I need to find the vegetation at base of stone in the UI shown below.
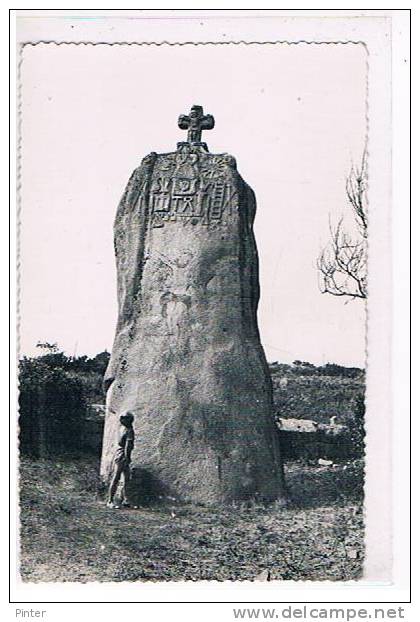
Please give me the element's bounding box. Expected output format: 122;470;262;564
18;349;365;581
18;346;365;460
19;456;364;583
19;358;85;457
18;344;110;457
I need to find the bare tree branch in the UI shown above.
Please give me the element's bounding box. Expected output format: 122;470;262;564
318;152;367;300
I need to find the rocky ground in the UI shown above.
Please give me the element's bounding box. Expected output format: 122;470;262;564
19;457;364;583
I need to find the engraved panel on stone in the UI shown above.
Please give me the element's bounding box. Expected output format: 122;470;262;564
172;178;198;196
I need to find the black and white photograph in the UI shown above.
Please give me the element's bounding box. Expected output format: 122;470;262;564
10;9;410;606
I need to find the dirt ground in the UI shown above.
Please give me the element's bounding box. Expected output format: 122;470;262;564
19;457;364;582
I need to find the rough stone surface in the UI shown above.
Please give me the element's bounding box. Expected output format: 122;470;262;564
100;142;287;505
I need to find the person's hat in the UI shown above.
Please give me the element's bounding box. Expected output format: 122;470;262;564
119;411;134;424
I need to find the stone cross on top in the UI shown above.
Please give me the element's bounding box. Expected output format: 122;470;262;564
178;105;215;145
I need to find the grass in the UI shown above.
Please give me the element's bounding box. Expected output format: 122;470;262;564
19;456;364;583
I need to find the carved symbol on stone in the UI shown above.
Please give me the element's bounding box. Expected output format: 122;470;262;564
170;196;181;214
210;182;225;220
179;196;194;216
149;170;234;227
173;178;198;196
151;177;173;223
156;154;176;172
152;212;165;228
201;156;228;180
223;184;237;217
151;193;171;213
152;251;193;336
152;177;172;194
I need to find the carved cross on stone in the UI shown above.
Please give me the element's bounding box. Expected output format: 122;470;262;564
178;105;215;144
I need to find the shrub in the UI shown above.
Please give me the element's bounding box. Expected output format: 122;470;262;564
18;357;87;457
347;394;366;458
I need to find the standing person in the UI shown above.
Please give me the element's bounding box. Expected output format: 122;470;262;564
107;411;135;509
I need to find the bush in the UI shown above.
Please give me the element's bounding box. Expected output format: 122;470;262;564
18;356;88;457
347;394;366;458
18;346;111;458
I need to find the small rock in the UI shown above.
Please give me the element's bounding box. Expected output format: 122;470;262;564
255;569;271;581
346;549;359;559
318;458;333;466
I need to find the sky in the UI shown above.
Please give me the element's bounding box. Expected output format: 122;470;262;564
20;42;367;367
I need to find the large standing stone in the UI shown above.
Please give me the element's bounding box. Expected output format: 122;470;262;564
100;106;287;505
